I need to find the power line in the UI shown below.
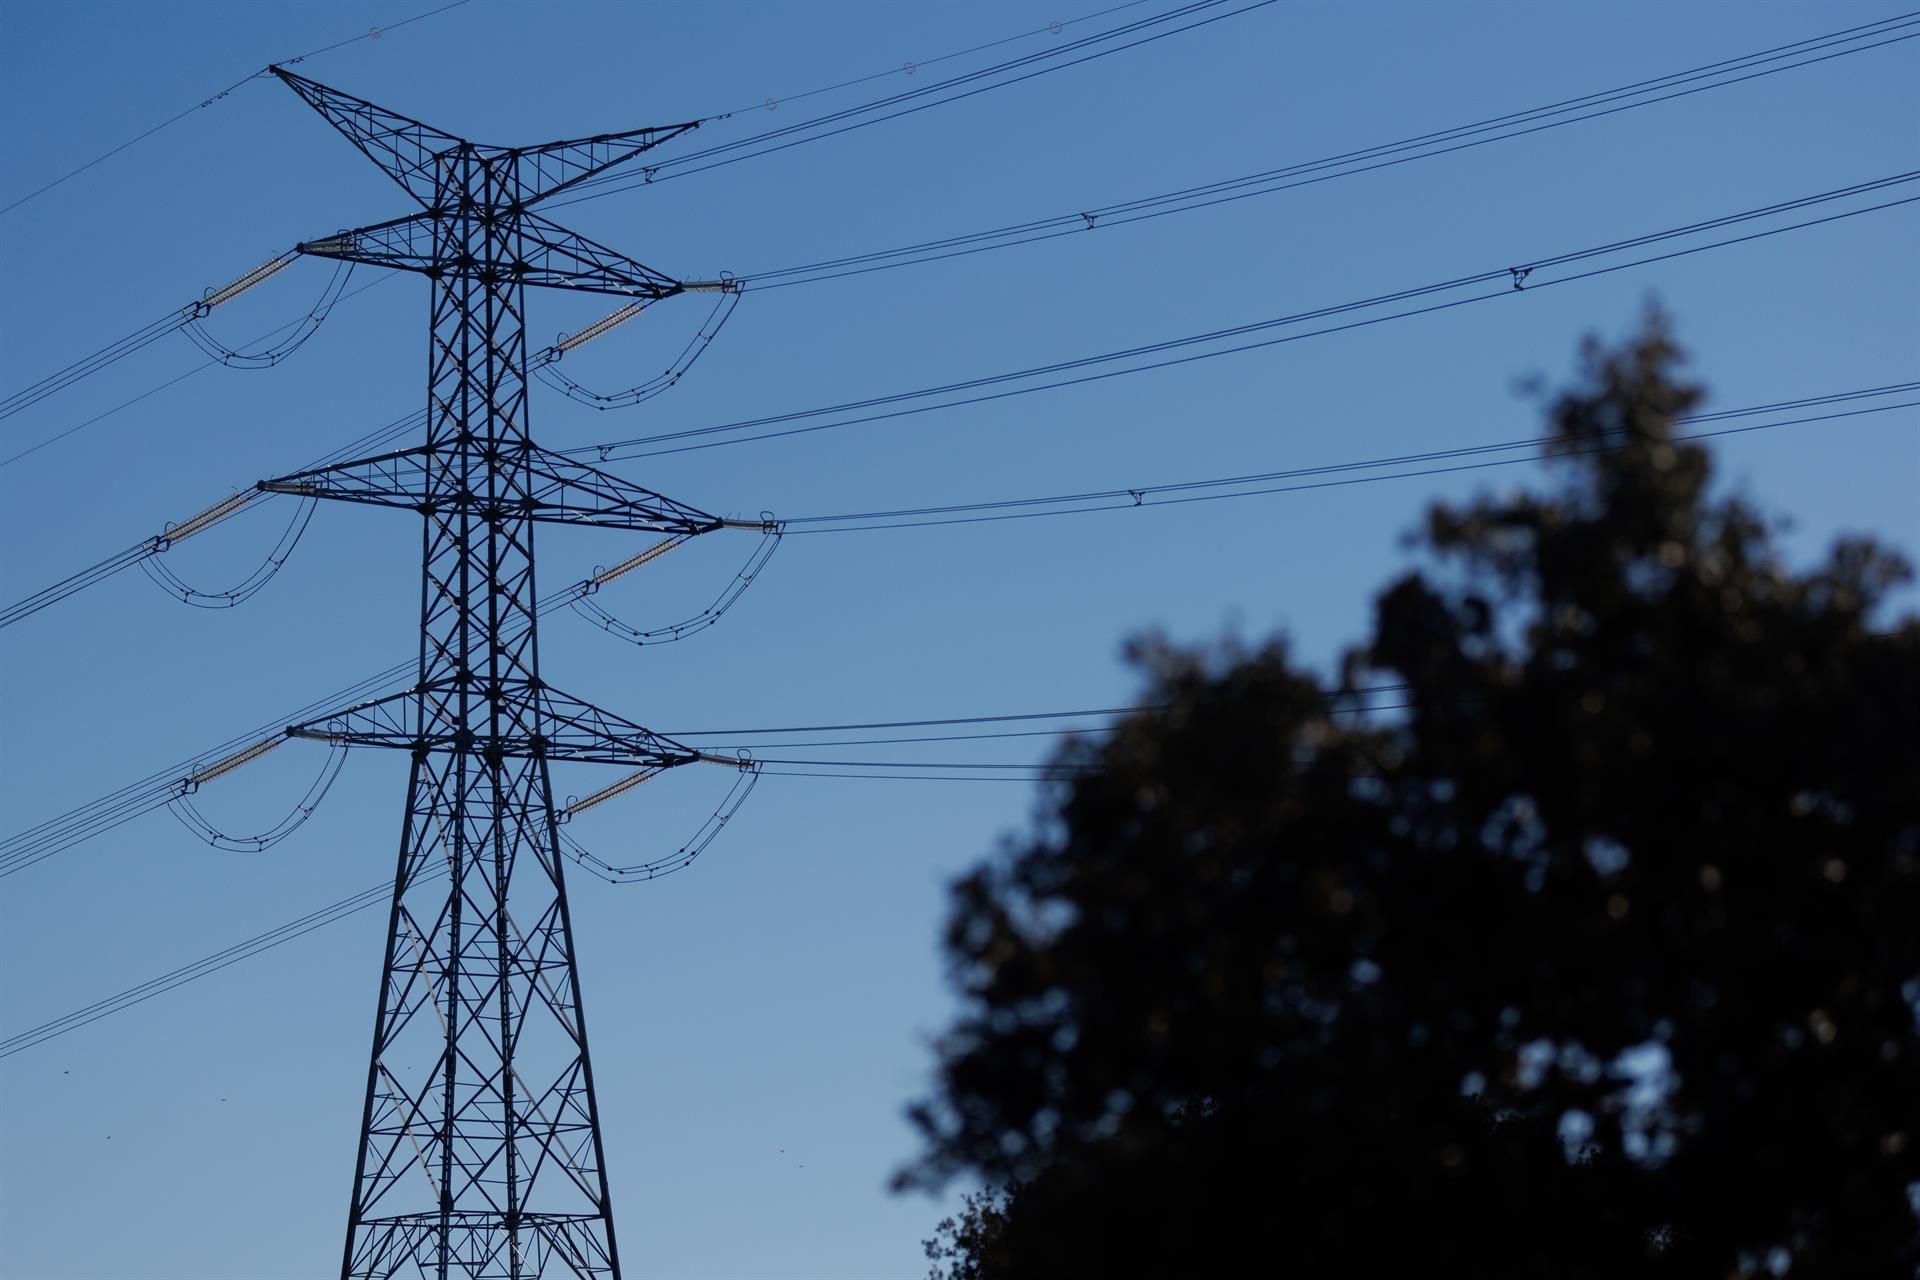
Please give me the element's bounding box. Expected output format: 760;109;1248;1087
753;756;1117;769
0;0;478;219
776;392;1920;535
0;878;414;1061
568;175;1920;462
2;675;1396;881
7;12;1896;506
661;689;1406;738
758;769;1094;783
708;725;1132;750
0;0;1183;429
0;269;391;469
3;378;1904;678
548;0;1278;204
0;291;706;629
699;0;1158;121
0;661;416;880
0;750;1087;1060
729;14;1920;291
13;14;1906;478
0;509;780;876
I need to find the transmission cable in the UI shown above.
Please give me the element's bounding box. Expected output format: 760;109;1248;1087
0;0;477;219
559;764;764;885
0;0;1236;420
571;523;783;648
547;0;1277;204
1;270;393;470
0;874;426;1060
165;740;352;853
22;9;1906;481
0;662;413;880
775;390;1920;534
725;14;1920;291
702;1;1157;120
0;749;1098;1058
0;286;655;628
0;521;780;876
2;376;1904;877
535;289;743;410
10;15;1902;577
137;497;320;609
570;173;1920;461
0;672;1558;1050
1;752;764;1056
179;260;357;368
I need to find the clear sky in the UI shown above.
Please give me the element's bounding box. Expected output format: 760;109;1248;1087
1;2;1915;1276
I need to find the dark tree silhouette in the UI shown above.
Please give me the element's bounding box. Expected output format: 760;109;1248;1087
906;317;1920;1279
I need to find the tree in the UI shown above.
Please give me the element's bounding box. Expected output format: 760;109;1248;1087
903;316;1920;1278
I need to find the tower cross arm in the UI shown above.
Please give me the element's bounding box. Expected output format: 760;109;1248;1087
285;684;703;769
260;444;724;535
514;213;684;297
295;212;441;274
295;211;687;299
271;67;464;208
512;120;701;207
274;69;704;213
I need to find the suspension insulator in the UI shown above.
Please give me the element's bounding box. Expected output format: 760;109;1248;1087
164;491;259;544
556;302;645;353
590;534;691;588
200;251;297;311
187;735;286;788
566;766;660;817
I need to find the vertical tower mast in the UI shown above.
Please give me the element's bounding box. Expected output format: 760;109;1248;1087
262;69;734;1278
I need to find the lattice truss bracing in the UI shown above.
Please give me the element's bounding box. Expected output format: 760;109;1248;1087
266;67;730;1279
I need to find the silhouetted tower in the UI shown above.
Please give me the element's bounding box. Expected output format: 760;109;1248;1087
262;69;742;1277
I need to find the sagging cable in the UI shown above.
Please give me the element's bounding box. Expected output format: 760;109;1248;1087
140;495;317;609
0;489;277;631
167;738;349;853
538;287;740;411
0;248;305;424
183;258;354;369
559;760;761;885
570;518;782;647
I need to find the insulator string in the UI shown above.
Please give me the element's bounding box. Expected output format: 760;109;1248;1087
559;765;761;884
164;741;350;854
535;289;740;409
137;497;317;609
179;260;355;368
570;524;783;647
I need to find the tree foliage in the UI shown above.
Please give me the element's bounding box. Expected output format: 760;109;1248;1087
906;318;1920;1278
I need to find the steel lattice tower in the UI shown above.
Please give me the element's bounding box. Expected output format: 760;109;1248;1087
260;69;740;1277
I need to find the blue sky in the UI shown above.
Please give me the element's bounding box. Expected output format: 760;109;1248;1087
1;2;1915;1276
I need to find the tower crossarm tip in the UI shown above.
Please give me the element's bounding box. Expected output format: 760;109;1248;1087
273;68;705;219
261;445;721;533
270;68;464;209
296;212;435;273
522;445;722;533
516;213;683;297
287;683;702;770
512;120;702;208
296;210;685;299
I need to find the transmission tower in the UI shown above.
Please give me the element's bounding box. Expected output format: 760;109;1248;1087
260;69;748;1277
